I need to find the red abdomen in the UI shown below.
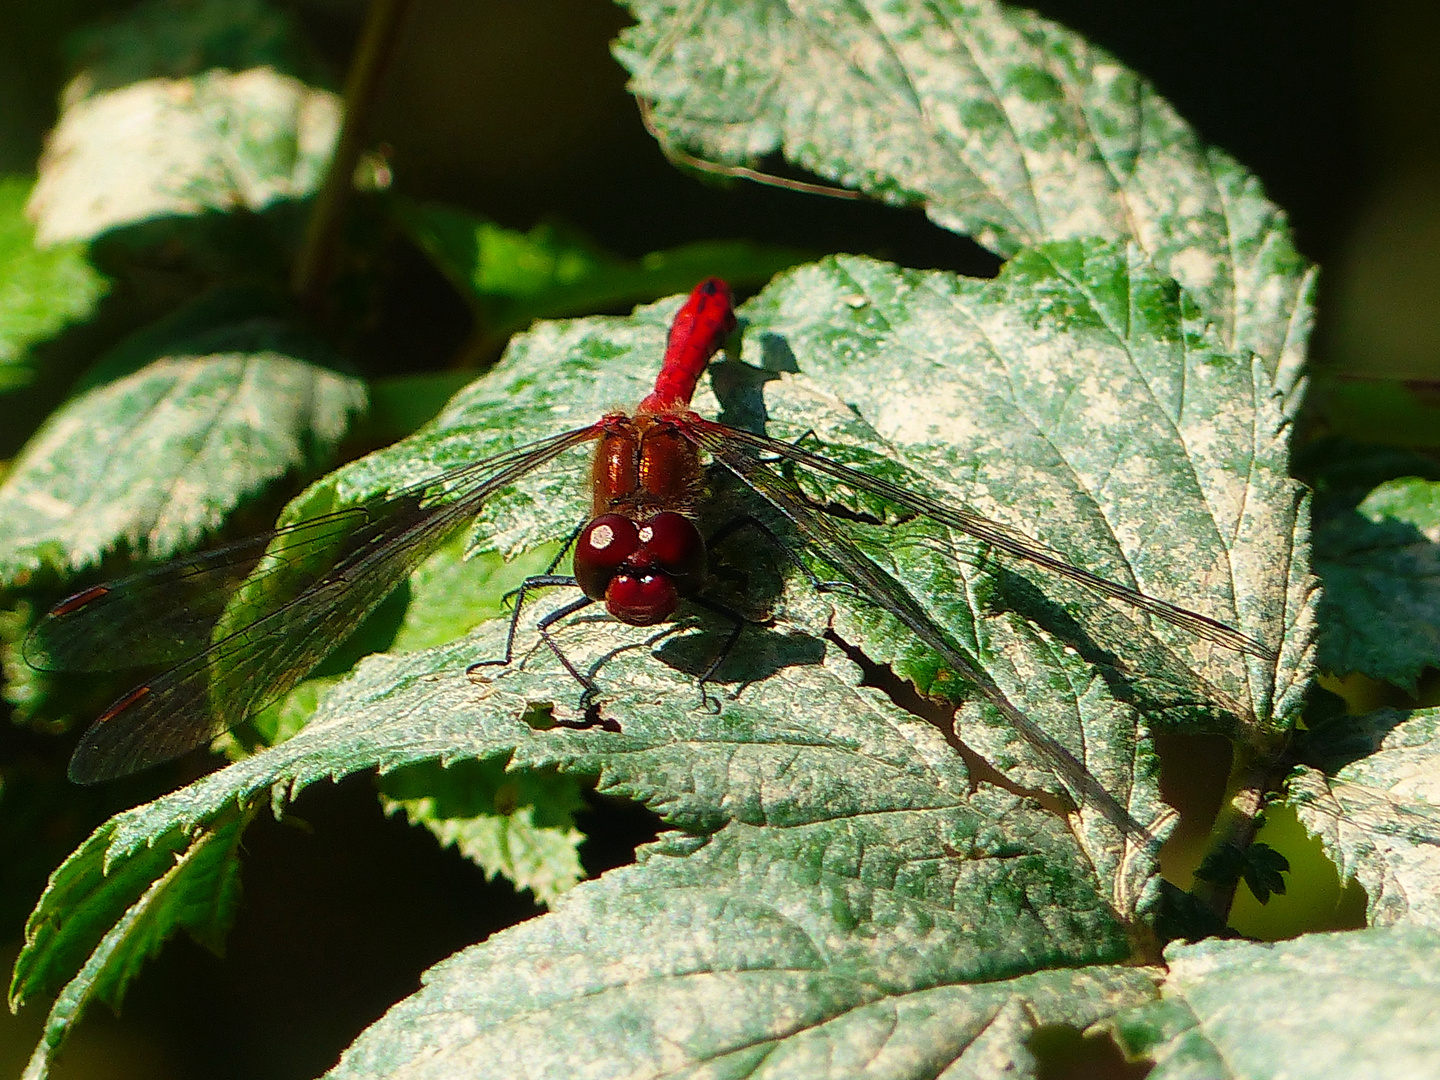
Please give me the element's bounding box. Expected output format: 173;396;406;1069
638;278;736;414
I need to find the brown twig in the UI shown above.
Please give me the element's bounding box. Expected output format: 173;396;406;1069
291;0;417;309
636;96;864;202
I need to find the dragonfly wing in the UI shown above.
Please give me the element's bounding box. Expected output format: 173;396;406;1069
685;423;1153;844
63;425;602;783
26;515;371;673
687;419;1274;662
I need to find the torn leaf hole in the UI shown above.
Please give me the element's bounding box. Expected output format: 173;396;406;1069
824;629;1074;817
1028;1023;1151;1079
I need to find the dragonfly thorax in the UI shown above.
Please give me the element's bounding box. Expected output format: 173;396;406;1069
581;413;709;624
591;414;703;517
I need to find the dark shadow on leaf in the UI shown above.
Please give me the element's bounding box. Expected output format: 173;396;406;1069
652;622;827;691
709;347;786;432
994;564;1251;735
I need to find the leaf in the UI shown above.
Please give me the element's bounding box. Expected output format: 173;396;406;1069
1241;843;1290;903
232;245;1306;911
11;254;1304;1069
615;0;1315;397
14;804;252;1080
328;824;1161;1079
1192;840;1288;904
1289;707;1440;930
12;619;1144;1069
28;67;340;246
0;319;367;583
730;251;1310;893
0;176;109;394
378;758;587;906
391;535;561;654
1314;476;1440;693
1106;926;1440;1078
397;199;812;344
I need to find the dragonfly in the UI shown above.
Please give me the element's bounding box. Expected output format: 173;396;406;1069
29;278;1274;836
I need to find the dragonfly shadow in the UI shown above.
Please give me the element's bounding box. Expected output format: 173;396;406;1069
993;566;1251;728
652;621;828;697
708;331;797;432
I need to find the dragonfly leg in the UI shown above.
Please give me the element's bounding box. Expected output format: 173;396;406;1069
467;573;580;674
469;580;612;726
543;517;589;575
493;521;587;612
688;594;748;713
534;594;604;710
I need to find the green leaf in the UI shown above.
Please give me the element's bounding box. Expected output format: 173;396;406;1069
1107;926;1440;1078
12;803;252;1080
28;67;339;246
1314;476;1440;692
263;245;1309;897
379;759;586;906
1192;840;1289;904
1241;843;1290;903
1290;707;1440;930
396;199;810;343
11;253;1305;1068
329;824;1160;1078
616;0;1315;396
12;621;1142;1066
0;319;367;583
0;176;109;394
390;534;560;654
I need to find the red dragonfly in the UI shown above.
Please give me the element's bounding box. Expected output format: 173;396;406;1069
30;279;1273;831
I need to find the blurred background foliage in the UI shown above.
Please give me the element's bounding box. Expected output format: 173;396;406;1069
0;0;1435;1077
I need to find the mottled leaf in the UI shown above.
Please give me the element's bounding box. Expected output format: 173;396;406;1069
616;0;1315;398
330;821;1160;1080
28;67;339;246
1315;476;1440;693
11;252;1304;1071
12;619;1145;1072
1108;926;1440;1078
379;758;587;906
0;326;366;583
1290;707;1440;930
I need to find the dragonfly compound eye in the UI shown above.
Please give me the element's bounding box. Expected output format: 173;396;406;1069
574;513;642;600
636;511;706;595
605;572;679;626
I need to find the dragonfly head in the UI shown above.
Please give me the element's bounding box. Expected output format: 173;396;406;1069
574;511;707;625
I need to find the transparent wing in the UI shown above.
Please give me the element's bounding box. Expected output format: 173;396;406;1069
35;425;602;783
683;418;1274;661
682;420;1153;841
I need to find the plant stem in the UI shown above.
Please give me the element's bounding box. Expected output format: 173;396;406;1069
291;0;417;309
1190;747;1275;921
